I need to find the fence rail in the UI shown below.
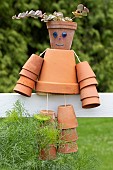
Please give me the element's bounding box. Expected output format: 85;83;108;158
0;93;113;117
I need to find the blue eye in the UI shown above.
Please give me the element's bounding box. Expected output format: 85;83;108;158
62;32;67;38
53;32;58;38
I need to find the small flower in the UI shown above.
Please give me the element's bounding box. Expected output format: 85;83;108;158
64;17;72;22
41;14;56;22
53;11;64;19
72;4;89;18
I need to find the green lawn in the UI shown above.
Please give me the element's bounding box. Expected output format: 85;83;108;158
77;118;113;170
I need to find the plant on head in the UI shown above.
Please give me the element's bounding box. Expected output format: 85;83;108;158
12;4;89;22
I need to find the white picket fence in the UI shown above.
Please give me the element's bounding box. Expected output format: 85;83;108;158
0;93;113;117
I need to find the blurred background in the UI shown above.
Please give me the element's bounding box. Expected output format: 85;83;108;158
0;0;113;92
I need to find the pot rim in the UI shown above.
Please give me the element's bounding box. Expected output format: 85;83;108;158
58;104;73;108
46;21;77;30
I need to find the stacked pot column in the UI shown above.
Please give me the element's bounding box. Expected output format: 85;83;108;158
57;105;78;154
76;61;100;108
14;54;43;97
39;110;57;160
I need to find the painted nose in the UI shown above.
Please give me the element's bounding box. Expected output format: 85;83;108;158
58;36;62;40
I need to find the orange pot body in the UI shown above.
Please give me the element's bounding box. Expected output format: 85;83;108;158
80;85;100;108
23;54;43;75
14;83;32;97
76;61;96;83
80;77;98;90
19;68;38;81
46;21;77;50
58;141;78;154
36;49;79;94
80;85;99;100
82;96;100;108
57;105;78;129
14;54;43;96
39;145;57;160
17;75;35;89
60;128;78;142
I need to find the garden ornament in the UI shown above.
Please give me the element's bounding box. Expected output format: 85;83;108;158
12;4;100;159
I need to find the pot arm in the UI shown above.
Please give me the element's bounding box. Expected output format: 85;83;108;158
14;54;44;97
76;61;100;108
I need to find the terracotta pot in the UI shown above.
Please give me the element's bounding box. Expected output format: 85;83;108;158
80;77;98;90
80;85;99;100
60;128;78;142
76;61;96;83
39;144;57;160
40;110;55;121
46;21;77;50
14;83;32;97
23;54;43;75
36;49;79;94
17;75;35;89
58;141;78;154
57;105;78;129
19;68;38;81
82;96;100;108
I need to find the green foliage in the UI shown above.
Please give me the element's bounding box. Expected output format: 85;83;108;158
36;152;99;170
0;100;100;170
0;100;39;169
0;0;113;92
37;125;59;150
34;113;59;149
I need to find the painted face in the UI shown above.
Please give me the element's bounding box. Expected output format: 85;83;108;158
52;31;67;49
48;29;75;50
52;32;67;48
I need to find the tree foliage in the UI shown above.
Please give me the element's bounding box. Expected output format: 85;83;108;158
0;0;113;92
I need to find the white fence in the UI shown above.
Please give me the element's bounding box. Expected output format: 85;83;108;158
0;93;113;117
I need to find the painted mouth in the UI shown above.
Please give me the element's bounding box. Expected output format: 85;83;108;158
56;44;64;46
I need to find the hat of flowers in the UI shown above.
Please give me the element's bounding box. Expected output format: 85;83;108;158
12;4;89;21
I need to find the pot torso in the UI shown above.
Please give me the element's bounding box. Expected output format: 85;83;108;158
36;49;79;94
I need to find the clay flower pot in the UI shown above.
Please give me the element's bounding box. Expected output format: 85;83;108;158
80;85;99;100
57;105;78;129
79;77;98;90
39;144;57;160
17;75;35;89
14;83;32;97
36;49;79;94
58;141;78;154
82;96;100;108
76;61;96;83
46;21;77;50
80;84;100;108
19;68;38;81
60;128;78;142
14;74;36;96
23;54;43;75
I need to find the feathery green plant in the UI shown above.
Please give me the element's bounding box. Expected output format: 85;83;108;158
0;100;100;170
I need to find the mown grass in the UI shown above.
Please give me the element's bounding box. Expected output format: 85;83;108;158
77;118;113;170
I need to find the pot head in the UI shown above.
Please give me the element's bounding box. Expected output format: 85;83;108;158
46;21;77;50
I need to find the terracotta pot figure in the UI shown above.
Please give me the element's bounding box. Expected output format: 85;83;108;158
12;4;100;159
